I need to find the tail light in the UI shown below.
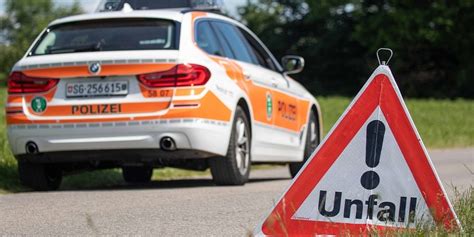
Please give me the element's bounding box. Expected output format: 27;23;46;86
8;72;59;94
137;64;211;88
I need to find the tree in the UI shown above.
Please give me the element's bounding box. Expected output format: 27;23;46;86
0;0;83;74
240;0;371;96
351;0;474;98
240;0;474;98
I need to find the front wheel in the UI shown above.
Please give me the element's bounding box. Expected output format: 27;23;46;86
210;106;251;185
289;111;319;178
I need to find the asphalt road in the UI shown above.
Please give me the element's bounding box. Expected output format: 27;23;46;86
0;148;472;236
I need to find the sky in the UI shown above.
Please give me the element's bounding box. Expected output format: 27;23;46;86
0;0;246;16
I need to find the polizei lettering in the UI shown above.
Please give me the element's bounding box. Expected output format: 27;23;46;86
72;104;122;115
317;191;417;223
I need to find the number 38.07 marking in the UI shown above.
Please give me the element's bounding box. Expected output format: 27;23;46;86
147;89;171;98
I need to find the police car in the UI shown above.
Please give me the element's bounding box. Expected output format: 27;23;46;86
6;0;322;190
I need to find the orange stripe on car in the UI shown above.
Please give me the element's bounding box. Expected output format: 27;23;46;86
7;96;23;104
273;90;310;132
7;91;230;124
164;91;231;121
175;87;205;96
209;56;310;132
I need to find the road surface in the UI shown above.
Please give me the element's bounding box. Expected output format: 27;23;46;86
0;148;472;236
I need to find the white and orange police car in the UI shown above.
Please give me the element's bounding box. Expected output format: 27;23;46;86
6;1;322;190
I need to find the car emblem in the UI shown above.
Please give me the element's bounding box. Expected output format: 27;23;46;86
89;62;101;75
31;96;47;114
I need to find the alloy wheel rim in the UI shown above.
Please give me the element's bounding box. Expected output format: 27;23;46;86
235;117;249;175
310;120;317;144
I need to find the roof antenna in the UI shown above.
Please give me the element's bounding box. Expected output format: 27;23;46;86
122;3;134;12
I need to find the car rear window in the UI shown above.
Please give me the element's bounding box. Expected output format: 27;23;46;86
31;18;178;56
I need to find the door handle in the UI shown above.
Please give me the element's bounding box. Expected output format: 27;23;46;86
243;73;251;80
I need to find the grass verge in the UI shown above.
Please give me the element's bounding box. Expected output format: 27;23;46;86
385;187;473;235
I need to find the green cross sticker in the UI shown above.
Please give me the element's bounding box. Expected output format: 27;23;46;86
266;92;272;120
31;96;47;113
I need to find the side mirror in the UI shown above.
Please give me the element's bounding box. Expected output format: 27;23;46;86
281;55;305;75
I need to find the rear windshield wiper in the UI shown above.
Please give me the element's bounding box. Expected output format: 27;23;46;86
46;42;103;54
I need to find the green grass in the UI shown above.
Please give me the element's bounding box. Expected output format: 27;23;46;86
378;187;473;235
454;187;474;235
388;187;473;235
318;96;474;148
0;87;23;194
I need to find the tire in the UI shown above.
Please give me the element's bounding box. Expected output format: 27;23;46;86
18;162;62;191
122;166;153;183
210;106;251;185
289;111;320;178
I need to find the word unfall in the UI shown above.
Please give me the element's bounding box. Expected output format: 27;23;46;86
317;191;418;223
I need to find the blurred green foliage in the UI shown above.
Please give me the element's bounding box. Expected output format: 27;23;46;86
0;0;82;73
1;0;472;98
240;0;474;98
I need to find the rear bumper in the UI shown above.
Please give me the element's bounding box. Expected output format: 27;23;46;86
8;118;231;160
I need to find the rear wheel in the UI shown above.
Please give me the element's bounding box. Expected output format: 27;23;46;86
289;111;319;177
122;166;153;183
210;106;251;185
18;162;62;191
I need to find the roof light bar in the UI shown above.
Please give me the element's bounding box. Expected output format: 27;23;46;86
96;0;224;12
191;0;223;10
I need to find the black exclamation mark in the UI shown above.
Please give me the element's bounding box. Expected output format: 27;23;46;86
360;120;385;190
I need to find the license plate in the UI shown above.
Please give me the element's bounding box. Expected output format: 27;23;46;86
66;81;128;98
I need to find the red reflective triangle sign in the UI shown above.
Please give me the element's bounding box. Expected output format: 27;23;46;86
254;66;460;236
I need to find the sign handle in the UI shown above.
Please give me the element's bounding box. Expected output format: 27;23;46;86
377;48;393;65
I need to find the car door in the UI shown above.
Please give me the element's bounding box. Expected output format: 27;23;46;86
237;28;304;156
210;20;303;161
209;20;285;161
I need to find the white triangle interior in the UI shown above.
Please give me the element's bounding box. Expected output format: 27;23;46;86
292;107;434;228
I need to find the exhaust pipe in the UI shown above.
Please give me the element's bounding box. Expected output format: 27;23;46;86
25;141;39;154
160;137;176;151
